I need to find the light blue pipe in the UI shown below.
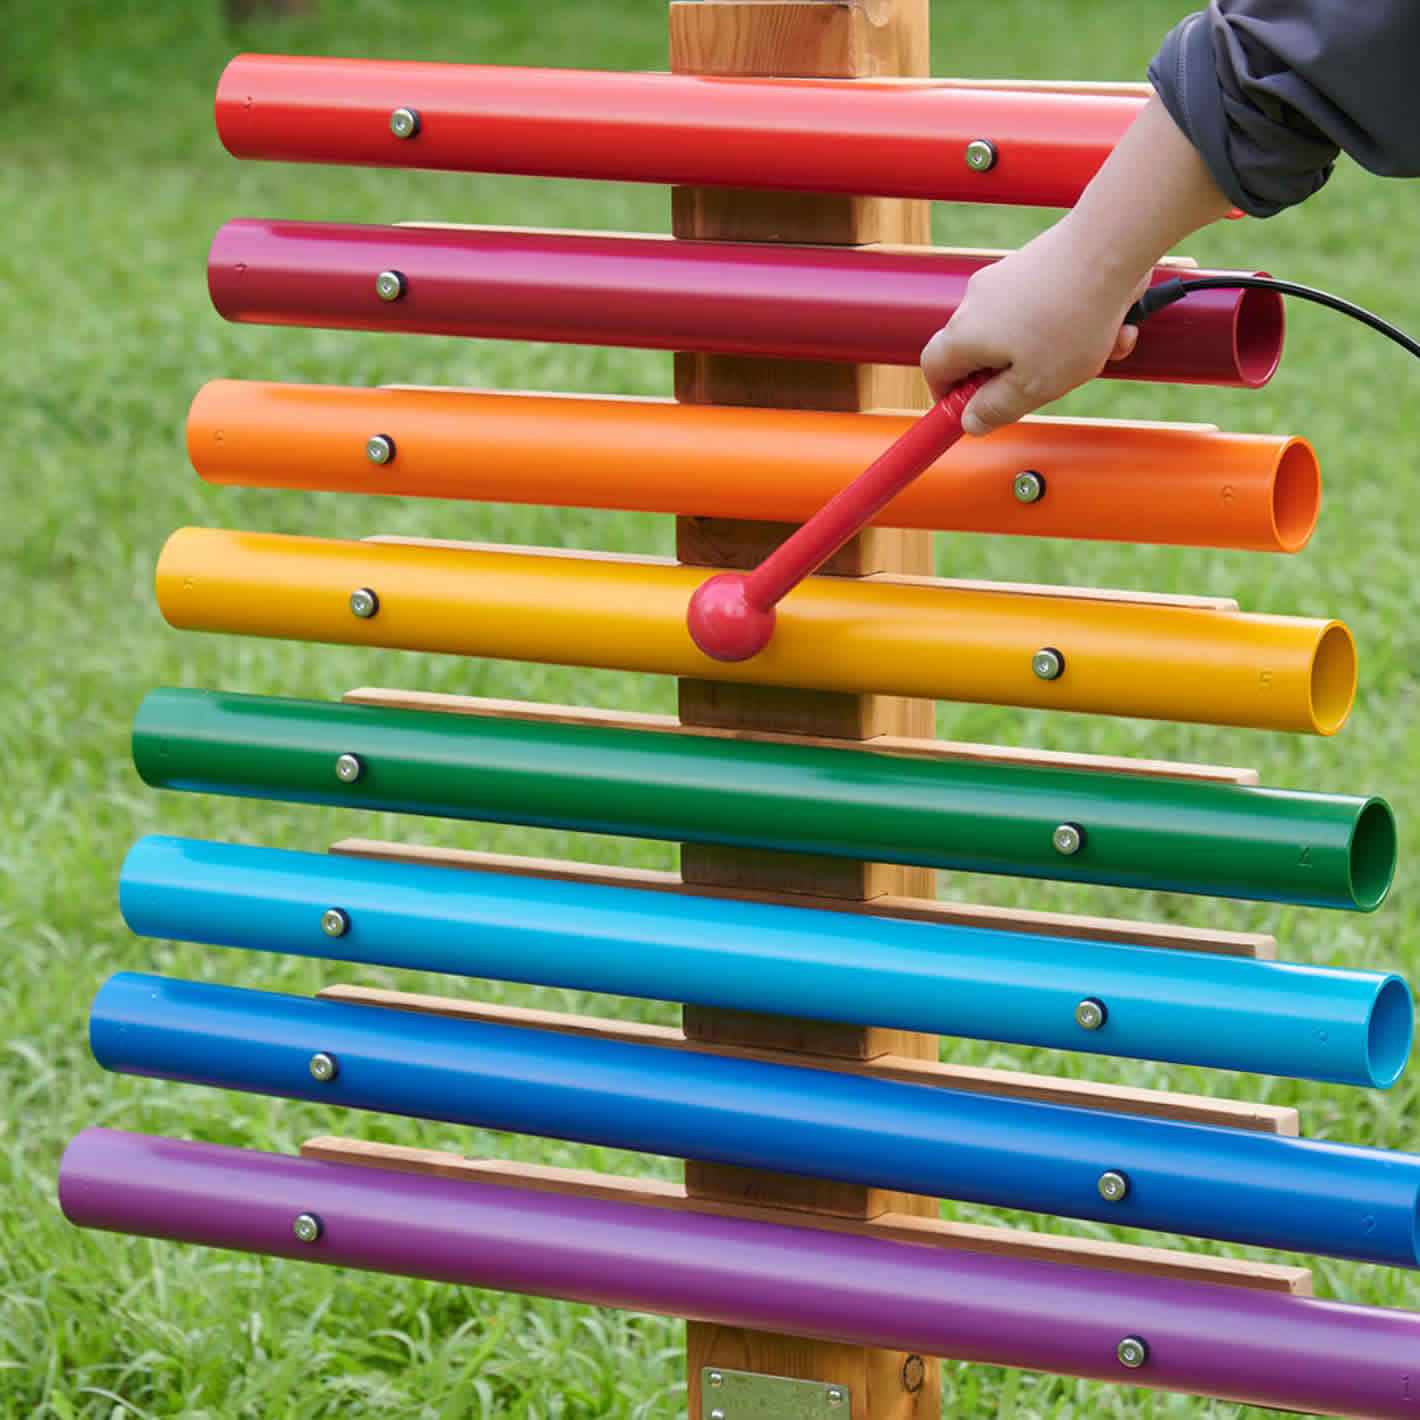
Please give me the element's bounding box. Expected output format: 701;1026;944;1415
119;835;1413;1088
90;972;1420;1267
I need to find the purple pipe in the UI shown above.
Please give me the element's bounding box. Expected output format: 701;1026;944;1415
61;1129;1420;1417
207;220;1283;387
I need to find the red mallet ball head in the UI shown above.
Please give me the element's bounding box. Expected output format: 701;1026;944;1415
686;572;777;662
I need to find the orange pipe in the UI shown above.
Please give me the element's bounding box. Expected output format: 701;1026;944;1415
187;381;1319;552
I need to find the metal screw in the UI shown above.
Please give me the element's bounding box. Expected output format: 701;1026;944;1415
375;269;406;302
964;138;998;172
366;434;395;465
1013;470;1045;504
1052;822;1084;856
321;907;350;938
1098;1169;1130;1202
293;1212;323;1244
1075;997;1107;1031
309;1051;339;1083
334;752;364;784
1032;646;1064;681
349;587;379;619
389;106;420;139
1117;1336;1149;1369
709;1411;725;1420
827;1388;845;1408
708;1372;723;1389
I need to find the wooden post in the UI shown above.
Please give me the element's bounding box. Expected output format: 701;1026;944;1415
670;3;942;1416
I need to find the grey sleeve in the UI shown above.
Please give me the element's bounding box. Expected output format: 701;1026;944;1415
1148;2;1420;217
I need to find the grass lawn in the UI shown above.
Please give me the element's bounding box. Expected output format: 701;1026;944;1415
3;1;1419;1416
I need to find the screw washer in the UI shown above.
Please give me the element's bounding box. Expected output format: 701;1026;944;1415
308;1051;339;1083
375;269;406;302
366;434;395;465
964;138;998;172
293;1212;323;1243
1097;1169;1130;1202
1117;1336;1149;1369
1032;647;1064;680
349;587;379;619
1052;822;1083;855
389;106;420;139
334;752;364;784
321;907;350;938
1075;997;1107;1031
1013;470;1044;504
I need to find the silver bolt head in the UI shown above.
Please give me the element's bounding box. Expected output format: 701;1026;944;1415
827;1388;845;1407
1075;997;1107;1031
1098;1169;1130;1202
965;138;998;172
709;1411;725;1420
1032;647;1064;681
366;434;395;465
1052;822;1084;856
1117;1335;1149;1369
308;1051;339;1083
334;752;364;784
708;1372;723;1389
321;907;350;939
389;106;420;139
349;587;379;619
375;269;406;302
293;1212;323;1244
1012;470;1044;504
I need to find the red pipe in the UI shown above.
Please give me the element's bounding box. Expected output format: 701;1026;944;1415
214;55;1144;209
688;374;990;661
207;221;1284;387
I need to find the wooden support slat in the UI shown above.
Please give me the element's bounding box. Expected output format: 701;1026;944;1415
314;987;1300;1136
329;837;1278;959
297;1136;1313;1298
341;688;1261;786
362;537;1242;613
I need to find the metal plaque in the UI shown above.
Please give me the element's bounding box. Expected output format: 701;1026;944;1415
701;1367;851;1420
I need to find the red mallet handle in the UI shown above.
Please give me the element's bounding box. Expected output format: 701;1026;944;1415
687;371;992;662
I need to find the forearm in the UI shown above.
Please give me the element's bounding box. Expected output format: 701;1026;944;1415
1057;91;1234;299
920;92;1234;430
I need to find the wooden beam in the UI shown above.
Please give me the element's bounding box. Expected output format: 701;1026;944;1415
298;1136;1313;1298
329;837;1278;959
341;688;1260;786
314;987;1300;1136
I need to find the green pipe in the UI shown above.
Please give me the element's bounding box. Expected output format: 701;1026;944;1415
132;689;1395;910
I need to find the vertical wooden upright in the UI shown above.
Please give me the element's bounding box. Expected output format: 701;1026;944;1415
671;3;942;1417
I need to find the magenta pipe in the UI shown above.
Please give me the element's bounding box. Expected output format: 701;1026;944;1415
60;1130;1420;1418
207;221;1283;387
688;373;990;660
215;55;1144;208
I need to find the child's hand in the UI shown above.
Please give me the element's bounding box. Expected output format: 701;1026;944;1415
920;219;1150;435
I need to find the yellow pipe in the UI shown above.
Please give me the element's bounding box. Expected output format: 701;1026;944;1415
156;528;1355;734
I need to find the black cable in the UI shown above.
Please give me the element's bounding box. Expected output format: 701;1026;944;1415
1125;275;1420;362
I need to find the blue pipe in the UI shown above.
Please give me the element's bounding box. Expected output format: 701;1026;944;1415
90;972;1420;1267
119;836;1413;1088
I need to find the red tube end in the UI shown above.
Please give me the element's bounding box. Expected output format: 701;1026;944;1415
1234;283;1285;388
687;573;776;662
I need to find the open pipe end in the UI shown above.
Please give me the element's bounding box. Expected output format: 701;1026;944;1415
1349;797;1398;912
1308;622;1356;735
1365;976;1414;1089
1234;283;1285;388
1270;438;1321;553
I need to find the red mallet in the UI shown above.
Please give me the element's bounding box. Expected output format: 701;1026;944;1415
687;371;991;661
